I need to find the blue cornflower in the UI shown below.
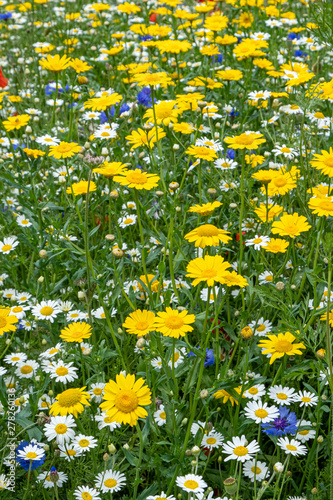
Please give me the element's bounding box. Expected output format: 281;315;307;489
45;83;69;95
226;148;236;160
137;86;153;107
295;50;307;58
188;348;215;367
138;35;153;42
288;33;300;40
262;406;297;437
211;53;223;64
0;13;12;20
16;441;45;471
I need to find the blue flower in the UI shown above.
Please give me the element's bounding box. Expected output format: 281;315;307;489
295;50;307;58
45;83;69;95
16;441;45;471
211;53;223;64
288;33;300;40
138;35;153;42
0;13;12;20
262;407;297;436
137;86;153;107
188;348;215;367
226;148;236;160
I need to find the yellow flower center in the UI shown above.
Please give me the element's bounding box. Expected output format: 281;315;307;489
299;430;309;435
286;444;297;451
206;437;217;445
124;218;134;224
11;356;20;361
93;388;103;395
104;479;117;488
248;387;259;395
26;452;37;459
235;135;255;145
252;238;262;244
41;402;49;408
12;306;23;313
274;340;292;353
276;392;288;400
82;493;93;500
67;449;76;456
55;424;68;434
280;147;291;153
49;348;59;355
274;177;287;187
57;388;82;408
196;224;219;237
183;480;199;490
79;439;90;448
255;409;268;419
164;316;184;329
301;396;311;403
135;321;149;331
21;220;29;225
202;269;217;279
318;200;333;211
233;446;248;456
57;143;74;153
257;324;266;332
251;466;261;474
159;411;166;419
101;131;111;137
2;244;12;252
40;306;54;316
314;112;324;119
324;158;333;168
265;275;273;282
114;389;138;413
126;171;147;185
56;367;69;376
20;365;33;374
0;317;7;328
170;352;180;363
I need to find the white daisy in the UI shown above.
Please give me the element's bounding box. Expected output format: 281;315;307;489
176;474;207;495
201;431;224;450
31;300;62;322
40;343;63;358
4;352;27;365
248;318;272;337
243;459;270;482
258;271;274;285
168;348;185;368
72;434;98;453
277;437;307;456
14;292;32;303
9;304;30;320
49;360;78;383
38;394;54;410
147;492;175;500
17;443;45;462
95;470;126;493
0;273;9;286
44;415;76;446
37;470;68;489
15;360;39;379
16;215;32;227
66;310;86;322
154;405;167;426
244;400;279;424
0;237;19;254
243;384;266;400
200;286;223;303
59;444;82;461
294;390;318;407
268;385;296;406
91;307;106;319
151;357;163;370
118;214;137;228
88;383;105;402
222;435;260;462
74;485;101;500
296;420;316;443
94;412;122;431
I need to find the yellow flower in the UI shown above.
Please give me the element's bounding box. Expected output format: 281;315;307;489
3;114;30;131
308;196;333;217
153;307;195;339
204;13;228;31
173;122;195;134
185;224;231;248
125;128;166;150
114;169;159;190
320;310;333;326
122;310;156;337
254;204;283;222
220;271;248;288
23;148;45;159
266;172;297;196
156;40;192;54
60;322;93;342
84;92;123;111
66;180;97;196
271;212;311;238
263;238;289;254
117;2;141;14
144;101;179;126
70;58;93;73
213;387;241;406
0;307;18;336
185;145;217;162
252;170;279;184
48;141;81;159
233;39;268;60
311;148;333;177
258;332;306;364
50;387;90;417
100;373;151;426
133;72;175;88
216;69;243;81
186;255;231;287
39;54;72;72
224;132;266;150
188;201;222;216
93;161;127;178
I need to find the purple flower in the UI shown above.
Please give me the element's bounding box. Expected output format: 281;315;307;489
262;406;297;436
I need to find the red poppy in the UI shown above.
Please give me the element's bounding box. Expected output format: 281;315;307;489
0;68;8;88
95;215;109;227
236;231;246;242
149;13;157;22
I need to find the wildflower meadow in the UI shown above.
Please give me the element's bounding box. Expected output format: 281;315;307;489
1;0;333;498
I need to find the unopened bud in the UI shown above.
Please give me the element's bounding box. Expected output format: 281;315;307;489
317;435;324;443
200;389;208;399
105;234;115;241
78;291;85;300
103;453;109;461
112;248;124;258
276;281;285;291
39;250;47;259
191;446;200;456
169;182;179;191
108;443;116;453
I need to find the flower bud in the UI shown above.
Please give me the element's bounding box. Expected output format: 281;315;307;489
110;190;119;199
103;453;109;461
224;477;237;496
112;248;124;258
191;446;200;456
169;181;179;191
105;234;115;241
78;291;85;300
241;326;253;339
200;389;208;399
274;462;284;473
136;338;145;349
108;443;116;454
39;249;47;259
317;435;324;443
276;281;285;291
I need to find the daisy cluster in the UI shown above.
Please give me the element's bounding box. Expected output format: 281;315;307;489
0;0;332;498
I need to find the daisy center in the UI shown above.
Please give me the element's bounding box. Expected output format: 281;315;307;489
57;388;82;408
301;396;311;403
319;200;333;210
114;389;138;413
251;466;261;474
56;367;69;376
2;245;12;252
235;135;255;145
49;348;59;355
55;424;68;434
11;356;20;361
20;365;33;374
104;479;117;488
286;444;297;451
276;392;288;400
67;449;76;456
274;340;292;352
196;225;219;237
248;387;259;395
233;446;248;456
26;452;38;459
93;388;103;395
265;275;273;282
280;147;291;153
159;411;166;419
12;306;23;313
206;437;217;445
40;306;54;316
164;316;184;329
255;409;268;419
183;480;199;490
124;218;134;224
136;321;149;331
252;238;262;244
257;324;266;332
171;352;180;363
82;493;93;500
79;439;90;447
274;178;287;187
299;430;309;435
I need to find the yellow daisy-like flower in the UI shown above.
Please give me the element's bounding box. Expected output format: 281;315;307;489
216;69;243;81
66;180;97;196
263;238;289;254
48;142;81;159
93;161;127;178
122;310;156;337
39;54;72;73
188;201;222;216
185;224;231;248
186;255;231;287
126;128;166;150
308;196;333;217
266;172;297;196
153;307;195;339
254;203;283;222
113;169;159;190
137;274;162;293
144;100;179;126
311;148;333;177
213;387;242;406
70;58;93;73
60;322;93;342
271;212;311;239
84;92;123;111
0;307;18;336
50;387;91;417
3;114;30;131
23;148;46;159
133;72;175;89
224;132;266;150
100;373;152;426
258;332;306;365
185;145;217;162
320;310;333;326
220;271;248;288
252;170;278;184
